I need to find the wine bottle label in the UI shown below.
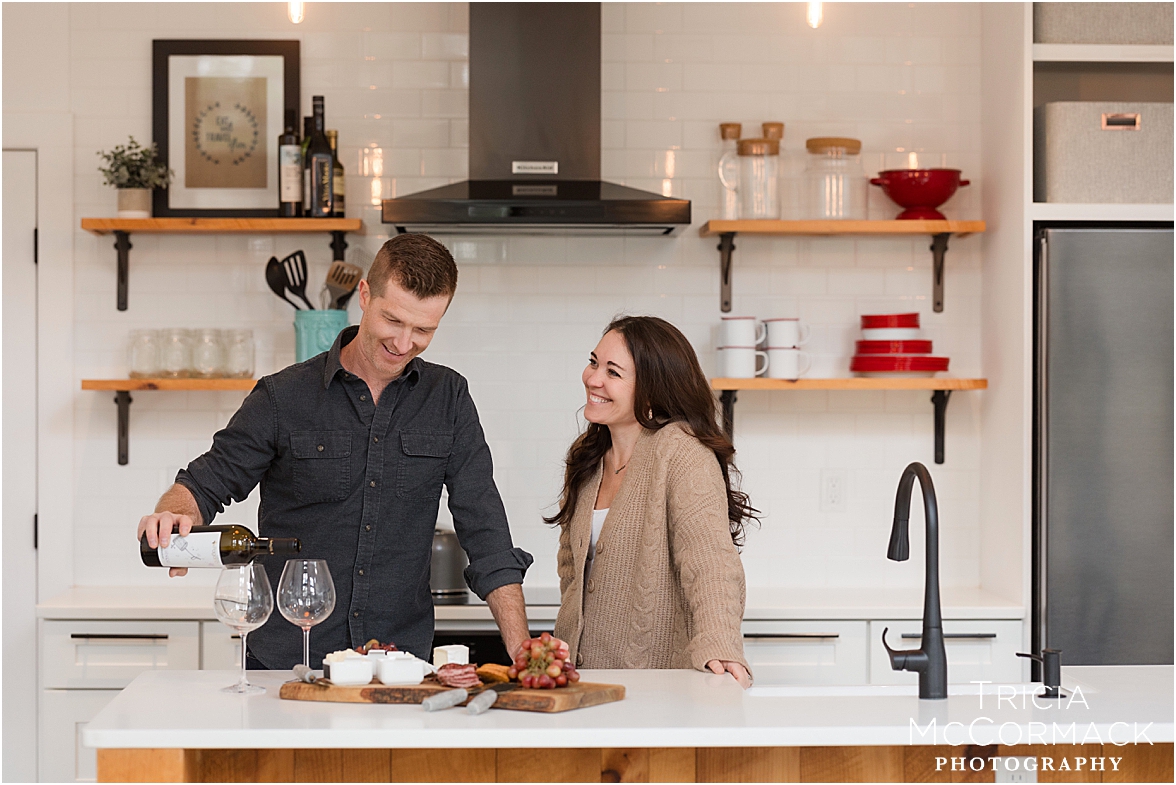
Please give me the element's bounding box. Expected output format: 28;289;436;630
157;532;223;569
312;155;333;216
279;146;302;203
303;169;311;211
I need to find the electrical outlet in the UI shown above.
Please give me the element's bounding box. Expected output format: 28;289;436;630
994;757;1037;783
819;469;848;512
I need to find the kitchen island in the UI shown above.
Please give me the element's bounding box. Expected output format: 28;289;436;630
86;666;1172;782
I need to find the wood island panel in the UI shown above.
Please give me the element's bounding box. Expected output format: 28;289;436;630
98;743;1175;783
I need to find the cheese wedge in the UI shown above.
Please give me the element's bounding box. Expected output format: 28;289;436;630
432;644;469;667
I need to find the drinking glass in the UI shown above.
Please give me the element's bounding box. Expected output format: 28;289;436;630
213;563;274;694
191;328;225;378
223;329;255;378
127;329;160;378
278;559;336;668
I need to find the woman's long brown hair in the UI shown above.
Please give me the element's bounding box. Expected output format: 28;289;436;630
544;316;759;545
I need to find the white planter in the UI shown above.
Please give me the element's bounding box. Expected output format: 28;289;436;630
116;188;152;218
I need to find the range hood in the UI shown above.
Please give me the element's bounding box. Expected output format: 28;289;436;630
382;3;691;236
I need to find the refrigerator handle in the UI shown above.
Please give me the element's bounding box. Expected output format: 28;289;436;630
1033;229;1050;679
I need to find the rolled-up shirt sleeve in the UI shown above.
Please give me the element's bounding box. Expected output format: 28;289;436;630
445;378;533;599
176;379;278;526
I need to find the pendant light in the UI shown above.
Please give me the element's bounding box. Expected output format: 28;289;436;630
288;1;305;24
807;1;823;29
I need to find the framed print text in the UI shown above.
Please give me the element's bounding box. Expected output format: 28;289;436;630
152;40;299;217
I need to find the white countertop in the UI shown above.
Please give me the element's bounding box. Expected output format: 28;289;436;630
38;584;1023;621
82;666;1171;749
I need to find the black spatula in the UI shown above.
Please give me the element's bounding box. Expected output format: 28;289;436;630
266;256;300;310
282;250;314;310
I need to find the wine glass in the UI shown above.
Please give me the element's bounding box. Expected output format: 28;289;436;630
277;559;336;668
213;563;274;694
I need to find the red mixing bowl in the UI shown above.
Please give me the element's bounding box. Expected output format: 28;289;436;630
870;169;970;220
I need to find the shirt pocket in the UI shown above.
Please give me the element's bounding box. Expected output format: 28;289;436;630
398;430;452;500
290;431;352;504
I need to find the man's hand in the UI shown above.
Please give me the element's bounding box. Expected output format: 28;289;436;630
707;659;752;689
485;583;529;658
138;484;203;577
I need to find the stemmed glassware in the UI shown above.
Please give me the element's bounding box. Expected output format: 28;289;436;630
277;559;336;668
213;563;274;694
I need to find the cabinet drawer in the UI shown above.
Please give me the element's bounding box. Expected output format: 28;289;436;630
42;620;200;688
742;621;868;685
868;620;1024;685
200;621;242;671
39;688;120;782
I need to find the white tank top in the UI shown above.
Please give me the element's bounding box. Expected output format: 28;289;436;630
585;508;608;582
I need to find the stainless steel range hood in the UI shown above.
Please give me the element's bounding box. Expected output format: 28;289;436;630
382;2;691;235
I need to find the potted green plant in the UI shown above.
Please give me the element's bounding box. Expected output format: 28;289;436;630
97;137;173;218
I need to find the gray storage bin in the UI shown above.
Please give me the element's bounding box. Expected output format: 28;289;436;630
1034;3;1174;45
1035;102;1173;203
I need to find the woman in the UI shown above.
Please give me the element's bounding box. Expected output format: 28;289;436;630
549;316;756;688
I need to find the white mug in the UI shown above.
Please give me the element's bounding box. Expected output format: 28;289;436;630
764;318;810;349
718;346;768;378
720;316;766;348
766;347;812;380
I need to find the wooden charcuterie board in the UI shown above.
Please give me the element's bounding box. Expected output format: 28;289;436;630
278;679;625;713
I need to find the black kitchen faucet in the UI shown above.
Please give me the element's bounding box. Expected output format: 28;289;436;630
881;462;949;700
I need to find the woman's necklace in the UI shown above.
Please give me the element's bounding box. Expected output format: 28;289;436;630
614;462;627;475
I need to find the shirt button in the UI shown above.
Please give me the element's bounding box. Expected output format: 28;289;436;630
596;542;603;555
373;437;378;443
369;480;376;488
360;395;367;401
317;445;324;452
587;579;595;593
576;652;584;666
358;569;364;576
365;525;371;531
353;611;360;617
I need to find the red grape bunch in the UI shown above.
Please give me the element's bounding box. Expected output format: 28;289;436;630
508;632;580;689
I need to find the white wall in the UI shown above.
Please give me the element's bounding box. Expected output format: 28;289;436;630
7;2;988;593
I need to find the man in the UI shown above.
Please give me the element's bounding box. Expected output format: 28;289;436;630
138;234;532;668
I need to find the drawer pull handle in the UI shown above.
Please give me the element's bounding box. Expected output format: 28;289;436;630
230;635;241;640
901;632;997;640
1102;112;1140;131
744;633;840;640
70;633;169;641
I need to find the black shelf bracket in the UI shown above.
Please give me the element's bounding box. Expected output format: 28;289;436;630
718;233;736;313
330;230;349;262
114;231;132;311
115;391;133;465
930;233;950;313
720;390;737;439
720;386;956;463
932;389;952;464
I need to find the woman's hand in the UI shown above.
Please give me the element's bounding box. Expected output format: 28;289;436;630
706;659;752;689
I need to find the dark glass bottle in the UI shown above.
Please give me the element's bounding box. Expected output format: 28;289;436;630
326;129;345;217
301;116;314;215
278;109;302;217
304;96;334;218
140;524;301;569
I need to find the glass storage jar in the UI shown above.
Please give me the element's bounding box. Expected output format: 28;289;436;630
127;329;160;378
804;137;868;220
191;328;225;378
717;123;741;220
738;138;780;220
223;329;255;379
159;328;193;378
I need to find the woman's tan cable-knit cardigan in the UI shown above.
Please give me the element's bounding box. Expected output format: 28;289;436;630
553;422;749;672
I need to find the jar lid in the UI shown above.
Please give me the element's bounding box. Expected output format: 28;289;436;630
806;137;862;154
762;122;784;140
738;138;779;156
719;123;742;140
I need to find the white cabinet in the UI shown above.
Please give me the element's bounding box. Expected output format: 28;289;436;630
200;622;241;671
742;621;869;685
38;689;120;783
868;620;1024;685
42;620;200;689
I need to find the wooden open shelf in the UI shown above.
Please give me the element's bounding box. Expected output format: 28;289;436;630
700;219;986;314
81;217;364;311
82;378;256;391
713;377;988;464
80;218;362;235
711;377;987;391
699;219;986;237
82;379;256;464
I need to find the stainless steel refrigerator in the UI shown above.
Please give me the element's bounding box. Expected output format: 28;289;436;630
1035;226;1174;666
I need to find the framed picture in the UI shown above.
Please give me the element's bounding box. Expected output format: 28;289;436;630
152;39;299;217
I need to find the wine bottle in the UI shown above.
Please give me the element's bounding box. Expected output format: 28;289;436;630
301;116;314;215
278;109;302;217
326;129;345;217
140;524;301;569
305;96;334;218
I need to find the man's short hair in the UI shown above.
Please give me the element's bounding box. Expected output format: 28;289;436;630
367;234;458;301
